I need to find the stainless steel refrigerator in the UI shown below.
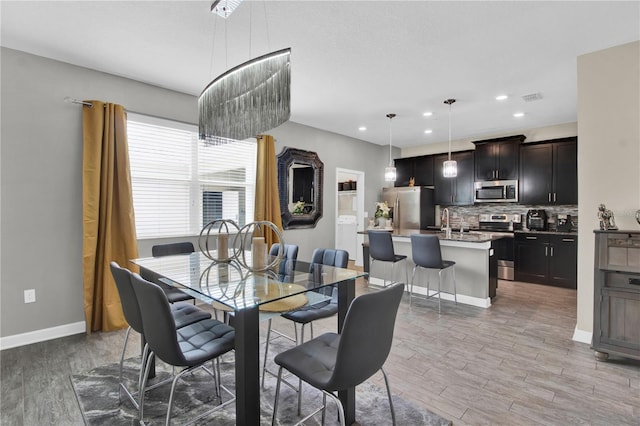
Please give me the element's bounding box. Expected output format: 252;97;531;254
382;186;435;230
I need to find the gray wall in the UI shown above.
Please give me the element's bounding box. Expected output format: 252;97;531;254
0;47;391;340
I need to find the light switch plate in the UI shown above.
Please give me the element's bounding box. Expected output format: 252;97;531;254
24;289;36;304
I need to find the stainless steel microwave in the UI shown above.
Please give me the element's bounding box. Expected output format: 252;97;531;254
474;180;518;203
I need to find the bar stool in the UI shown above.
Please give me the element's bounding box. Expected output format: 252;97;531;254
368;230;408;287
409;234;457;313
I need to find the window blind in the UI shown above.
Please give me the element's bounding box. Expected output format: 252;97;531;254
127;113;256;239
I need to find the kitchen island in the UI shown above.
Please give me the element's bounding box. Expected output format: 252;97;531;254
363;229;509;308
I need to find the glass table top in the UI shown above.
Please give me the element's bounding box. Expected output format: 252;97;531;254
131;252;365;312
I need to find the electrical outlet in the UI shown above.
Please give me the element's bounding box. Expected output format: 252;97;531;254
24;289;36;304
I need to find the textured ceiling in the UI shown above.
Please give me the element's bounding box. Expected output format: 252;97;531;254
1;1;639;147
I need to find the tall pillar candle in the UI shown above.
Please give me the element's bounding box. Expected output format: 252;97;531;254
217;233;229;261
252;237;266;270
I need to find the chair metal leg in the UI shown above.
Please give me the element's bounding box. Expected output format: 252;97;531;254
118;326;132;403
437;269;443;314
323;391;346;426
138;350;155;423
452;266;458;304
262;318;273;389
380;367;396;426
166;369;186;426
271;367;284;426
410;265;418;306
321;393;327;425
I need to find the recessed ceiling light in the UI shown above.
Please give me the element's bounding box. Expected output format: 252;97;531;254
496;94;508;101
424;129;433;134
513;112;525;118
423;112;433;117
358;126;367;131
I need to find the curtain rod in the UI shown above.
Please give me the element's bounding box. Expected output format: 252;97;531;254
63;96;198;127
64;97;93;107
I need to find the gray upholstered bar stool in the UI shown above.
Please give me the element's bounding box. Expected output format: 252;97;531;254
409;234;457;313
368;230;408;287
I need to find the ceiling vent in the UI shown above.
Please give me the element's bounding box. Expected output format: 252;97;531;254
522;92;543;102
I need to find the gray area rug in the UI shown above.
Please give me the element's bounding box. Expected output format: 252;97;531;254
70;354;451;425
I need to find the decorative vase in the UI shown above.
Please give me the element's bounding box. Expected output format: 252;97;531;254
377;217;387;228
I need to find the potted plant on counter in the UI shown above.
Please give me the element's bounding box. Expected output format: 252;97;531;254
375;201;390;228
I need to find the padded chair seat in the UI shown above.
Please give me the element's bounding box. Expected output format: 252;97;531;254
274;332;340;390
164;287;197;304
442;260;455;269
170;302;212;328
177;319;235;365
281;300;338;324
391;254;407;262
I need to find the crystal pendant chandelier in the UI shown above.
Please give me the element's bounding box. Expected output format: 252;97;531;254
443;98;457;178
384;113;397;182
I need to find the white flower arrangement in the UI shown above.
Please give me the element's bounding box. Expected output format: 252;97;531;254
375;201;390;218
292;200;306;215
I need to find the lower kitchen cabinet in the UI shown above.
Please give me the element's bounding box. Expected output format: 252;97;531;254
514;232;577;288
592;230;640;361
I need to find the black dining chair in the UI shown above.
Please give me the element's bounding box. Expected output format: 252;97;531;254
368;230;408;287
261;248;349;404
130;272;236;425
140;242;197;305
271;283;404;426
409;234;457;313
109;262;211;412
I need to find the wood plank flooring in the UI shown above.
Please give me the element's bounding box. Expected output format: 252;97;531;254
1;276;639;425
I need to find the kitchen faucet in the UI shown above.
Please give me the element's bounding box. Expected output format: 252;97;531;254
442;208;452;239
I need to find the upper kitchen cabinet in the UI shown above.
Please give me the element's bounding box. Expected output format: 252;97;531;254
434;151;474;205
414;155;434;186
519;137;577;205
472;134;525;181
394;155;434;187
394;157;415;187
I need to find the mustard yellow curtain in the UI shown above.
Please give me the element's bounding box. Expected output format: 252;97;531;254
254;134;283;247
82;101;139;332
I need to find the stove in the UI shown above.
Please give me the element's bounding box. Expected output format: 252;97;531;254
478;213;522;232
478;213;521;281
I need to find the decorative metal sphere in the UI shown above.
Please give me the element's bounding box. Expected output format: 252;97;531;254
198;219;241;263
233;220;285;272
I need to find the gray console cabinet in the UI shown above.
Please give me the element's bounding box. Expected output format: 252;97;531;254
592;230;640;361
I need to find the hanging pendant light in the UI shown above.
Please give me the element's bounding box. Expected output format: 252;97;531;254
443;98;457;178
384;113;397;182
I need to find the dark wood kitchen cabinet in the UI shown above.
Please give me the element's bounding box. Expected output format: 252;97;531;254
433;151;474;205
519;137;577;205
414;155;434;186
592;230;640;361
394;155;434;187
473;135;525;181
514;232;577;288
394;157;415;187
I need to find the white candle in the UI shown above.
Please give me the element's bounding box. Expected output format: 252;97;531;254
217;233;228;261
252;237;266;270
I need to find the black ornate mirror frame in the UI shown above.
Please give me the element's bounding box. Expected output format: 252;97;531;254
277;147;324;229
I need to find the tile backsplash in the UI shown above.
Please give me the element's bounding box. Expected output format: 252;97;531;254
435;204;579;231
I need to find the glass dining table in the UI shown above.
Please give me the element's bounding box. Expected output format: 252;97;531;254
131;251;365;425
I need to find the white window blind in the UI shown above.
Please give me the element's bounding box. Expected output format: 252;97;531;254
127;113;256;239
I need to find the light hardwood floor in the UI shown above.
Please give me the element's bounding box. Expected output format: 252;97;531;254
1;276;639;425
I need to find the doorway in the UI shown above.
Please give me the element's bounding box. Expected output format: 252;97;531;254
335;168;365;266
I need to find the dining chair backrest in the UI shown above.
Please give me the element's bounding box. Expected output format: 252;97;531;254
410;234;443;269
130;273;184;366
270;243;299;282
152;242;195;257
367;231;396;262
328;283;404;390
310;248;349;269
110;262;143;334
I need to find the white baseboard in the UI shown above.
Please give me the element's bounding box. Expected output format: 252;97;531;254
0;321;86;350
572;326;592;344
368;278;491;308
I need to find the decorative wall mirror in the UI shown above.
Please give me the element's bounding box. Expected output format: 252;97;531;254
277;147;324;229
